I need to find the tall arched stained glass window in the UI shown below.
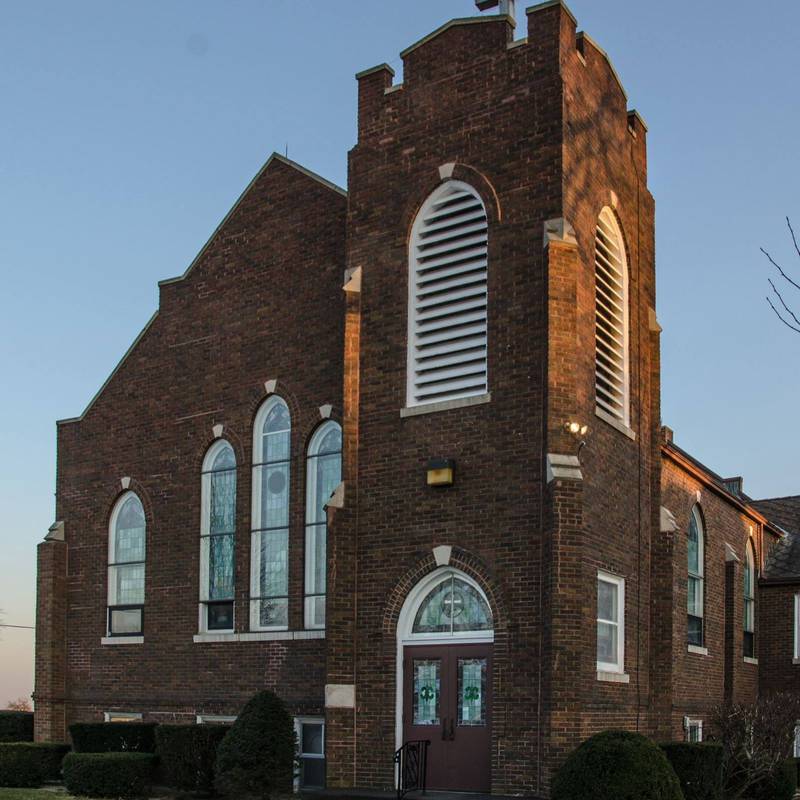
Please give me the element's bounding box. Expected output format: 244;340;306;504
200;440;236;632
107;492;146;637
304;421;342;629
687;505;705;647
744;540;756;658
250;397;291;630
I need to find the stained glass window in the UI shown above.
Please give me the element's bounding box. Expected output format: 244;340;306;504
688;506;704;647
412;575;492;636
412;659;440;725
108;492;146;636
251;397;291;630
305;422;342;629
200;441;236;631
458;658;487;726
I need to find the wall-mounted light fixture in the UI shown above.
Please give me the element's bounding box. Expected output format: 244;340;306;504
565;421;589;437
426;458;455;487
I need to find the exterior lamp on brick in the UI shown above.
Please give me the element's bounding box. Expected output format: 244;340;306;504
426;458;455;487
565;421;590;461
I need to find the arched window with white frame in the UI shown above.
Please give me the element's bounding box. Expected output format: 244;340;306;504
107;492;146;637
199;440;236;633
406;181;489;409
687;505;705;647
304;421;342;630
250;396;291;631
744;539;756;658
594;207;630;427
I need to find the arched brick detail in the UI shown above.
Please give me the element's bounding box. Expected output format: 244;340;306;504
381;547;508;637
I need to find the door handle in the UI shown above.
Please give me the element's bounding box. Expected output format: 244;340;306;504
448;718;455;741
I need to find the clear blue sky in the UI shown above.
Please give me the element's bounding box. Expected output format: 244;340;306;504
1;0;798;706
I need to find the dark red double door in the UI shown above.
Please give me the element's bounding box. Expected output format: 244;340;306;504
402;644;492;792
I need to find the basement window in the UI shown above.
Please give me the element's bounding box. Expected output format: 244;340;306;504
685;718;703;743
294;717;325;790
104;712;142;723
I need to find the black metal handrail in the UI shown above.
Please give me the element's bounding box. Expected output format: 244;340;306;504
394;739;430;800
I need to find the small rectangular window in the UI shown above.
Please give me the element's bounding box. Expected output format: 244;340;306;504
686;719;703;743
206;601;234;632
108;606;143;637
794;724;800;758
295;717;325;790
104;712;142;723
597;572;625;674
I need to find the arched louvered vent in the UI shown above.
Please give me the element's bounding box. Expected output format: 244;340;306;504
594;207;630;425
407;181;488;407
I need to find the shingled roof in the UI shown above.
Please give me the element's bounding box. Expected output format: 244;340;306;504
753;496;800;582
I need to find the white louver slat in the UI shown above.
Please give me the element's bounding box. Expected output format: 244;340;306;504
594;208;630;424
408;182;489;407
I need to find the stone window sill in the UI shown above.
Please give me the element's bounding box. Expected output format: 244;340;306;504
101;636;143;646
595;407;636;441
597;671;630;684
401;393;491;418
744;656;759;665
193;630;325;644
688;645;709;656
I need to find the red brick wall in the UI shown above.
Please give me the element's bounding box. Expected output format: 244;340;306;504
45;156;346;729
759;583;800;695
659;455;768;738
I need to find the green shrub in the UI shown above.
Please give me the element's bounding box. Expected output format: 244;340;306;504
62;752;156;798
214;691;294;799
155;723;229;791
0;712;33;743
660;742;723;800
0;742;71;787
551;730;683;800
69;722;157;753
750;758;798;800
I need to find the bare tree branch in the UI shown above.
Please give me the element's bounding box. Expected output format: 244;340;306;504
787;216;800;261
766;296;800;334
769;278;800;328
761;246;800;292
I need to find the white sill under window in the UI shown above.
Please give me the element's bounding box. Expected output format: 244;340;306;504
400;393;491;418
193;630;325;644
101;636;144;646
744;656;759;665
595;406;636;441
688;645;708;656
793;657;800;665
597;671;630;684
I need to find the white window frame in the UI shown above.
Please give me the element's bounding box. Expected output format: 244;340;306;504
597;571;625;674
794;723;800;758
107;491;146;637
104;711;142;723
196;714;237;725
304;421;342;630
405;180;489;410
250;396;291;632
794;595;800;662
685;718;703;743
294;716;325;791
199;440;237;634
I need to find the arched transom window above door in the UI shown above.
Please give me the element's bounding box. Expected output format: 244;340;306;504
401;569;493;642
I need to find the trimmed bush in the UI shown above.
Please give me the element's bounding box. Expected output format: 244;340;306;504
551;730;683;800
0;742;71;787
0;712;33;743
214;691;294;799
660;742;723;800
69;721;157;753
63;752;156;798
750;758;798;800
155;723;229;791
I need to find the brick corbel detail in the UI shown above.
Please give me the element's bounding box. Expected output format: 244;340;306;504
33;536;68;743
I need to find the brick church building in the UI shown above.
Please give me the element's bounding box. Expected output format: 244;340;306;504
33;1;800;796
